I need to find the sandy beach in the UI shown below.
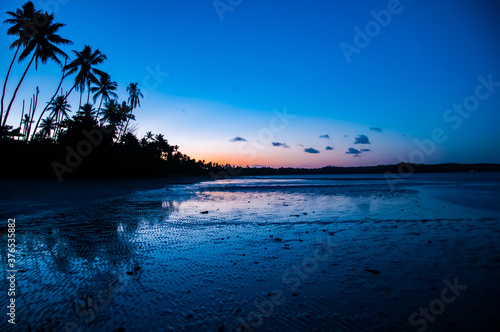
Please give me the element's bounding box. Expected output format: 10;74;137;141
1;173;500;331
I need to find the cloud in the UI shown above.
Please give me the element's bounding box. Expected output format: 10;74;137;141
297;143;304;147
370;127;383;132
344;135;348;137
361;149;371;152
319;134;330;139
272;142;290;148
304;148;320;154
230;136;247;142
345;148;361;154
325;146;334;150
354;135;370;144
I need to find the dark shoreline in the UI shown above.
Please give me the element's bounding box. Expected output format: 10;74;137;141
0;175;212;218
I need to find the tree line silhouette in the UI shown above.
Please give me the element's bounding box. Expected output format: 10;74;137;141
0;1;228;179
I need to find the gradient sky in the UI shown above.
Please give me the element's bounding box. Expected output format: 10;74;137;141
2;0;500;167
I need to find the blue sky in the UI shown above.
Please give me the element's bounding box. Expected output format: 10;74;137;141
1;0;500;167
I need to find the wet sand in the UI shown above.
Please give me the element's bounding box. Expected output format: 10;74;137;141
0;176;211;219
1;173;500;331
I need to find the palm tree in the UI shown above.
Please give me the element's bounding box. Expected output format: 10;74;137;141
64;45;107;108
2;11;72;127
123;83;143;136
100;100;126;139
117;101;133;140
47;95;71;137
90;71;117;120
39;117;56;139
76;103;96;118
1;1;36;124
127;83;143;110
144;131;154;143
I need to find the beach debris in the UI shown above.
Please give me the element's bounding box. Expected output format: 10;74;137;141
364;269;381;275
321;229;327;232
303;212;307;215
291;214;300;217
218;325;225;332
275;238;282;242
200;211;209;214
126;271;134;275
329;232;334;236
134;266;141;271
270;235;273;237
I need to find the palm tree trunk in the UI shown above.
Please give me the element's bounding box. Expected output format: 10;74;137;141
95;96;104;121
19;100;25;140
27;88;38;140
2;51;36;127
30;71;67;141
0;44;21;125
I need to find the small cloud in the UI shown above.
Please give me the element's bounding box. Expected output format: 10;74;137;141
320;134;330;139
354;135;370;144
230;136;247;142
297;143;304;147
344;135;348;137
272;142;290;148
326;146;334;151
370;127;383;132
304;148;320;154
252;164;268;168
345;148;361;154
361;149;371;152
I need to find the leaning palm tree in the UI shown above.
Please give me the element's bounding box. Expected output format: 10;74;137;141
123;82;143;136
90;71;117;120
47;95;71;137
39;117;56;139
2;11;72;127
1;1;37;124
64;45;107;108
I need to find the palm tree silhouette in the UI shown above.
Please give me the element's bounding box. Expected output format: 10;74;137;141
2;11;72;127
64;45;107;108
91;71;117;121
1;1;36;124
117;101;133;140
47;95;71;138
145;131;154;143
101;100;126;140
123;83;143;137
39;117;56;139
77;103;96;119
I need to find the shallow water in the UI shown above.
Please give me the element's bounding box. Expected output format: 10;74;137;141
2;173;500;331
